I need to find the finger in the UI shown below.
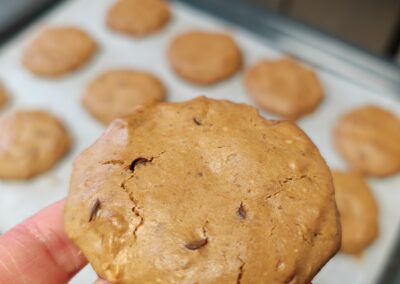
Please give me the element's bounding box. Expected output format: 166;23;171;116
0;199;87;284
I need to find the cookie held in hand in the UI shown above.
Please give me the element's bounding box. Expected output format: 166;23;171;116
65;97;340;284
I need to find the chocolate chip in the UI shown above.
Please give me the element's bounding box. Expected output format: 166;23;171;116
193;117;202;126
197;172;203;177
237;203;247;219
185;238;208;250
89;199;101;222
130;157;152;172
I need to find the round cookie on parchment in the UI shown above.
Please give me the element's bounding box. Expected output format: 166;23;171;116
82;69;166;124
107;0;171;37
0;110;70;180
65;97;340;284
167;30;243;85
244;58;324;119
23;27;97;77
334;105;400;177
332;171;379;254
0;82;9;108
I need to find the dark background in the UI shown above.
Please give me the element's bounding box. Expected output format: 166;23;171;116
1;0;400;62
249;0;400;60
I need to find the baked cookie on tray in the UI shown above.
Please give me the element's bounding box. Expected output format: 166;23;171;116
65;97;340;284
0;110;70;180
23;27;97;77
83;69;166;124
168;31;242;85
0;82;9;108
107;0;171;37
334;105;400;177
332;171;379;254
244;58;324;119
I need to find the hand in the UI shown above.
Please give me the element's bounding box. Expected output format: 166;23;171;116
0;200;88;284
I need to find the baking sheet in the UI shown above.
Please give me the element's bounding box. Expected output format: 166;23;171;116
0;0;399;283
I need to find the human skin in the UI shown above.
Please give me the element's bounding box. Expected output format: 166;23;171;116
0;200;89;283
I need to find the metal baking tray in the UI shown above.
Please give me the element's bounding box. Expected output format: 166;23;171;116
0;0;399;283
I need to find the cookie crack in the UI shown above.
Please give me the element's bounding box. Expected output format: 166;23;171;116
266;189;285;201
295;223;312;245
119;152;165;238
278;175;307;185
101;160;125;166
268;224;277;238
128;151;165;173
236;257;246;284
120;177;143;239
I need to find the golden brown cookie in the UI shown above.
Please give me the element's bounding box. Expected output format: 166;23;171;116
334;105;400;177
65;97;340;284
332;171;379;254
167;31;243;85
107;0;171;37
23;27;97;77
0;110;70;179
244;58;324;119
0;82;9;108
82;69;166;124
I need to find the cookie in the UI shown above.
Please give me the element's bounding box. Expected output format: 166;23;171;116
332;171;379;254
0;82;9;108
167;31;242;85
65;97;340;283
23;27;97;76
244;58;324;119
0;110;70;179
83;69;166;124
107;0;171;37
334;105;400;177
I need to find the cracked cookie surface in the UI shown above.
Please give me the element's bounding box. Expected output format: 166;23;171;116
0;110;70;179
65;97;340;284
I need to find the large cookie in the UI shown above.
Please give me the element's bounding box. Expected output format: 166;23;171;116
168;31;242;85
65;97;340;284
0;110;70;179
334;105;400;177
23;27;97;76
245;58;324;119
107;0;171;37
0;82;9;108
83;69;166;124
332;171;379;254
